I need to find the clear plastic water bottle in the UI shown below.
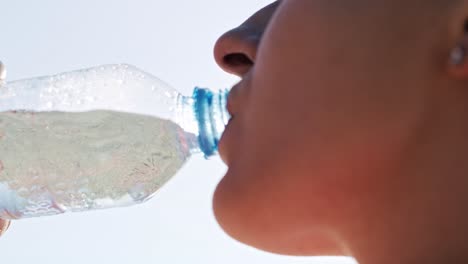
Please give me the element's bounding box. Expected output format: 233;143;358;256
0;64;229;219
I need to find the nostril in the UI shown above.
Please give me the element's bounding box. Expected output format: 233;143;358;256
223;53;254;68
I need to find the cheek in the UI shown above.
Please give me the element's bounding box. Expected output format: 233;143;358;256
236;0;427;170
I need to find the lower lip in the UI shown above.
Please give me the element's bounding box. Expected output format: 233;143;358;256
218;117;235;159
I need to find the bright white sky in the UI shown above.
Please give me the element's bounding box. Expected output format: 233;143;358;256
0;1;356;263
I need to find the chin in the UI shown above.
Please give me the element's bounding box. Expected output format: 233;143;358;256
212;168;346;257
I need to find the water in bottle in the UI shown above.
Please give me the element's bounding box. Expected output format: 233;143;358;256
0;64;229;219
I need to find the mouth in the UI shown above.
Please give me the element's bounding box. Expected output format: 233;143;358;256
218;115;235;163
221;115;234;139
218;81;243;162
226;82;241;117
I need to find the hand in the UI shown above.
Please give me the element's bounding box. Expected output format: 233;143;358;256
0;219;11;237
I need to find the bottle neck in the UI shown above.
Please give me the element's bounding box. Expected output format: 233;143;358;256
176;87;230;157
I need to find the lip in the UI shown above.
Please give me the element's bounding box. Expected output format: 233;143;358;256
226;82;241;117
218;81;244;162
218;115;235;162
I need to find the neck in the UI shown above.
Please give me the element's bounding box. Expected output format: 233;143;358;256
350;87;468;264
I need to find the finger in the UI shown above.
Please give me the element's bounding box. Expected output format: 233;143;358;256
0;219;11;236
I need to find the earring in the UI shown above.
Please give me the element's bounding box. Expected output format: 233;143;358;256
451;46;466;65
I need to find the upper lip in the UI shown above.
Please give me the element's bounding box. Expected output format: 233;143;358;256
226;82;240;117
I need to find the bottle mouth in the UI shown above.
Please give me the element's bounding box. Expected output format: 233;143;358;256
192;87;230;157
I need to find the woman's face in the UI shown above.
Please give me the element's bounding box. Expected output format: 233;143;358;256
214;0;461;257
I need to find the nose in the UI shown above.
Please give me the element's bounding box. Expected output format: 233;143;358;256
214;27;258;77
214;26;259;77
214;1;280;77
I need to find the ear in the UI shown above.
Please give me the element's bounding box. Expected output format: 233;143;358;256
448;21;468;78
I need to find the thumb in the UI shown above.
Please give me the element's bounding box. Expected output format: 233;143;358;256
0;219;11;237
